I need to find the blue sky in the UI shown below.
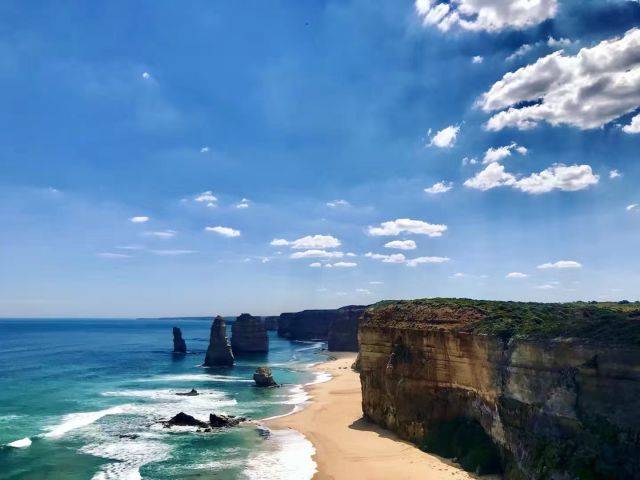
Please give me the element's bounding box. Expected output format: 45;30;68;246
1;0;640;317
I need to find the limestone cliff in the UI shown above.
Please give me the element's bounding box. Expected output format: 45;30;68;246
231;313;268;353
172;326;187;353
358;298;640;479
203;316;234;366
262;316;278;331
327;305;367;351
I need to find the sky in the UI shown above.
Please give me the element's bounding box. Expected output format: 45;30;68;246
1;0;640;317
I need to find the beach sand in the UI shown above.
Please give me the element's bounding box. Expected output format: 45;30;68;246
266;352;490;480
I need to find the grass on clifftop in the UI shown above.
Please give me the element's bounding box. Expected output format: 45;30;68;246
366;298;640;345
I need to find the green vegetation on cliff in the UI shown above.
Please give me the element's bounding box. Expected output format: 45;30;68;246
366;298;640;345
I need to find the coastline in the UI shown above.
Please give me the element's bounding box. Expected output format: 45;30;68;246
266;352;489;480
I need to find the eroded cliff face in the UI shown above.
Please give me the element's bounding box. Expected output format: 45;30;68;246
327;305;367;351
359;300;640;479
231;313;268;353
204;316;234;367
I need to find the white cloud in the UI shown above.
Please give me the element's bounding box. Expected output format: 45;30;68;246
537;260;582;270
406;256;450;267
369;281;384;285
326;199;350;208
623;114;640;134
151;249;196;256
384;240;417;250
429;125;460;148
482;142;527;164
200;146;209;153
97;252;131;259
356;288;372;294
627;203;638;212
145;230;176;238
292;235;341;249
472;55;484;64
506;43;534;62
506;272;528;278
194;191;217;203
480;29;640;131
205;226;241;237
535;284;555;290
464;163;516;190
290;250;344;259
331;262;357;268
365;252;407;264
415;0;557;33
547;36;574;49
462;156;478;166
609;169;621;179
129;216;149;223
142;71;151;80
424;181;453;194
309;262;323;268
465;163;598;193
515;164;599;194
270;238;290;246
451;272;466;278
236;198;250;209
368;218;447;237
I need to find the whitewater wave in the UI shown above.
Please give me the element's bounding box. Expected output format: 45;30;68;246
44;405;133;439
140;373;253;383
7;437;32;448
243;429;316;480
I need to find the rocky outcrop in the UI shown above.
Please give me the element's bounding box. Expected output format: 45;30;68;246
176;389;198;396
253;366;278;387
203;316;235;367
277;306;367;347
163;412;245;429
262;316;278;331
163;412;208;428
327;305;367;351
209;413;245;428
231;313;268;353
359;298;640;479
172;326;187;353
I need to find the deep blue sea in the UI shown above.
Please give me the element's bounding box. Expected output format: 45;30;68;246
0;318;328;479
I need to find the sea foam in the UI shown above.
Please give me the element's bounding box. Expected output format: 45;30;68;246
244;429;317;480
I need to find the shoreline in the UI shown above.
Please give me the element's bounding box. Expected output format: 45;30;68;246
265;352;489;480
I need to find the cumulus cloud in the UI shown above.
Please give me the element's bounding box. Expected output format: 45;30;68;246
472;55;484;64
309;262;322;268
482;142;527;164
506;272;528;278
627;203;638;212
129;216;149;223
365;252;407;264
415;0;557;33
236;198;250;209
330;262;357;268
368;218;447;237
506;43;535;62
537;260;582;269
194;191;217;203
384;240;417;250
623;114;640;134
465;163;598;193
200;146;209;153
464;163;516;190
479;29;640;131
424;181;453;194
462;156;478;166
406;256;450;267
326;199;350;208
142;71;151;80
428;125;460;148
270;238;289;246
291;250;344;259
609;169;621;179
205;226;241;237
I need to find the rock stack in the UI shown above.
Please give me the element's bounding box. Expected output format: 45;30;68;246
231;313;268;354
203;316;235;367
262;316;279;331
253;366;277;387
172;326;187;353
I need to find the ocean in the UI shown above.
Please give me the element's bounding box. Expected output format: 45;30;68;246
0;318;328;479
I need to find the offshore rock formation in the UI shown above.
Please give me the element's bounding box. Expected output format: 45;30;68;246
172;326;187;353
278;306;367;349
203;316;234;367
262;316;278;331
231;313;268;353
253;366;278;387
327;305;367;351
358;298;640;479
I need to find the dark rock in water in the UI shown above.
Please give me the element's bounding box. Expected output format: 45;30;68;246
163;412;208;428
176;388;198;396
231;313;268;354
203;316;235;367
262;316;279;331
172;326;187;353
209;413;245;428
253;366;278;387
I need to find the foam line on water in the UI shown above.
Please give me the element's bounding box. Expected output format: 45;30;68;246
140;373;253;383
44;405;133;439
244;429;316;480
6;437;32;448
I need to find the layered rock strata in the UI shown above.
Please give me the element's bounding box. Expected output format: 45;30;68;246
262;316;279;331
327;305;367;351
358;298;640;479
203;316;235;366
231;313;268;353
172;326;187;353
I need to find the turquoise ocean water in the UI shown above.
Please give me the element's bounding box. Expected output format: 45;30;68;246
0;318;328;479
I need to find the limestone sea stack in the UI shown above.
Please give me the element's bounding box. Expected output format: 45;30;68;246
172;326;187;353
203;316;235;367
253;366;277;387
262;316;278;331
231;313;268;354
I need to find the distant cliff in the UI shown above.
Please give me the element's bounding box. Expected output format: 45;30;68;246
231;313;268;353
262;316;278;331
277;306;367;351
358;298;640;479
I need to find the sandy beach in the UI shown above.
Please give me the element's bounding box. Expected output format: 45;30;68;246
266;352;486;480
